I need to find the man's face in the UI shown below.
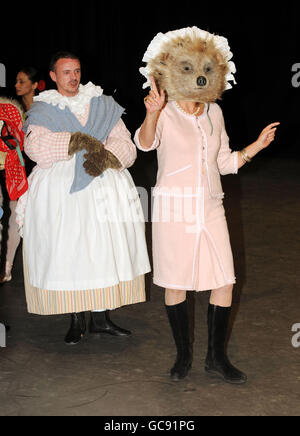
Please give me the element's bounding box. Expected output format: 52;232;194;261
50;58;81;97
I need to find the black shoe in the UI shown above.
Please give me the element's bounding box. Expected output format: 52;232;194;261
205;304;247;385
64;313;86;345
165;300;193;381
89;311;131;337
170;355;192;382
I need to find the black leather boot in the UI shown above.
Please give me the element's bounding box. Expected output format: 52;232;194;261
64;313;86;345
89;311;131;337
205;304;247;384
165;300;193;382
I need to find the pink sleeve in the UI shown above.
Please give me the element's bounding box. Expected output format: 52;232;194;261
24;125;71;169
217;110;239;176
134;127;160;152
104;119;137;170
134;112;163;152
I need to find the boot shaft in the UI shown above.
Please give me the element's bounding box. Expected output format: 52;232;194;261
205;304;247;384
207;304;231;356
165;300;191;357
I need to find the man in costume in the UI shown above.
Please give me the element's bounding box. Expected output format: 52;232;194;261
17;51;150;345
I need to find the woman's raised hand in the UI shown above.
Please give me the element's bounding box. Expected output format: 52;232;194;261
144;76;166;114
256;122;280;150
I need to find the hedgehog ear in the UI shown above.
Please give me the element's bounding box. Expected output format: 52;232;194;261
201;41;207;52
159;53;170;64
215;52;225;65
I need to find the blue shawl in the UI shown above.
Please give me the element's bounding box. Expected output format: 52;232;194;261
24;95;125;193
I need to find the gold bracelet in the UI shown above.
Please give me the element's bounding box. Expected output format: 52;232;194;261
241;148;252;163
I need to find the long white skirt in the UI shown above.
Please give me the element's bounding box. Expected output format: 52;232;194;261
19;157;151;292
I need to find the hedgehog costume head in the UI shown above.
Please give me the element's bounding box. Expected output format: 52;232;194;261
140;27;237;103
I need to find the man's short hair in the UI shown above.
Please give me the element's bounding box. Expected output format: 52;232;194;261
49;51;80;72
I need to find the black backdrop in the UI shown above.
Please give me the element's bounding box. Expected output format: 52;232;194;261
1;1;300;172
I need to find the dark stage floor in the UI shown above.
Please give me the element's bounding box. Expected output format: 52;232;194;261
0;157;299;416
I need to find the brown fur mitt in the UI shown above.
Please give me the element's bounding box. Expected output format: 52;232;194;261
68;132;121;177
83;149;121;177
68;132;104;156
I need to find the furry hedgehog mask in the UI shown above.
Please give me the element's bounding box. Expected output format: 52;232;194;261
140;26;236;103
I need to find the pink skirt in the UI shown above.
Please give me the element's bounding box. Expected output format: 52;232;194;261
152;177;236;292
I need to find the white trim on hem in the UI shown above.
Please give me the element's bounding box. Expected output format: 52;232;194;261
153;278;236;292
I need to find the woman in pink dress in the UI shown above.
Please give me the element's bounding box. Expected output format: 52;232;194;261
135;27;279;384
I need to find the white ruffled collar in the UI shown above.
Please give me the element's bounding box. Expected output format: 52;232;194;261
34;82;103;116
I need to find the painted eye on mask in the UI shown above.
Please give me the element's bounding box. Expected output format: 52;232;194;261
204;65;213;74
181;62;194;73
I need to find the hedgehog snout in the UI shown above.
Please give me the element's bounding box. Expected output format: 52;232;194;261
197;76;208;87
